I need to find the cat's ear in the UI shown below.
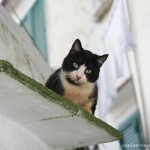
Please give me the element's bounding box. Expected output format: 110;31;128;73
70;39;83;54
96;54;108;67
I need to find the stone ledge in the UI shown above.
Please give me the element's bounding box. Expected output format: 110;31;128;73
0;60;122;149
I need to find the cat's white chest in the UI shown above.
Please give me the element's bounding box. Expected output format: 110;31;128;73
62;79;94;106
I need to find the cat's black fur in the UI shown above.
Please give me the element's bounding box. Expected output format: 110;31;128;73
46;68;64;95
46;39;108;114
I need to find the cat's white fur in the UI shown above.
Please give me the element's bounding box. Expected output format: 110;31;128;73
69;65;87;84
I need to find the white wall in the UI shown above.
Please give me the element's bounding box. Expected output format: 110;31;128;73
128;0;150;143
0;114;50;150
0;4;52;150
0;4;51;84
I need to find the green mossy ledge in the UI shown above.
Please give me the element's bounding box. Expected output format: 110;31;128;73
0;60;122;145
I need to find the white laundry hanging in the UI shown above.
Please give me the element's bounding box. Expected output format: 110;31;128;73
95;0;134;121
105;0;134;83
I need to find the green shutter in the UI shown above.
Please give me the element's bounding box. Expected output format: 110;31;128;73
120;113;143;150
22;0;47;61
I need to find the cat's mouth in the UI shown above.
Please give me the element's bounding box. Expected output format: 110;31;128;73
66;77;80;85
74;79;80;85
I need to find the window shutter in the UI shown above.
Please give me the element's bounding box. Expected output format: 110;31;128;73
22;0;47;61
120;114;143;150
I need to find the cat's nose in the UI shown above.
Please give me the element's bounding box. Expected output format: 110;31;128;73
76;72;83;80
76;75;82;80
76;72;82;80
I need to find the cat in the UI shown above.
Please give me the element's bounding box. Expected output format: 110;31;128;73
46;39;108;114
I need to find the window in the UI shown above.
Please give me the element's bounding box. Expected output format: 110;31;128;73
22;0;47;61
120;113;144;150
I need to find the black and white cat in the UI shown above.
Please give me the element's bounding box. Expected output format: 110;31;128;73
46;39;108;114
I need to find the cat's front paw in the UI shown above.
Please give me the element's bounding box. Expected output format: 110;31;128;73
81;106;92;114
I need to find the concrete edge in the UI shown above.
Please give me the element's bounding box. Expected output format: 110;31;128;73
0;60;123;141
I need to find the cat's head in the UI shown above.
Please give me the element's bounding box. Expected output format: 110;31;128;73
62;39;108;86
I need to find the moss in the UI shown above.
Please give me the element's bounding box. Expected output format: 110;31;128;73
0;60;79;114
79;110;123;141
0;60;123;141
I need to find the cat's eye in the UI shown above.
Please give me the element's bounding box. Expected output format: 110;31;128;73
86;70;92;74
73;62;78;69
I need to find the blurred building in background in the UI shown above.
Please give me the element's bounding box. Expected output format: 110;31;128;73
1;0;150;149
